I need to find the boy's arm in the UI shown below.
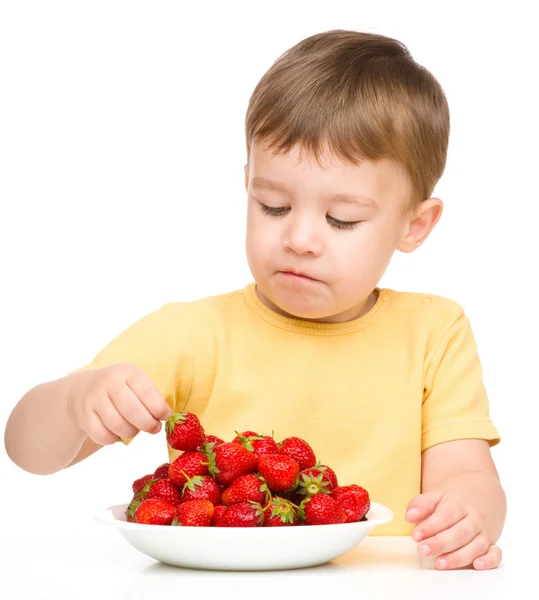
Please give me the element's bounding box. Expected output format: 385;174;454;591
406;439;506;570
4;374;97;475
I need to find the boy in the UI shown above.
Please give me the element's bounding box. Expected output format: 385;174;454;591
4;29;505;570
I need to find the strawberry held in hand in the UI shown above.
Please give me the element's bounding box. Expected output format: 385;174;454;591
165;412;205;451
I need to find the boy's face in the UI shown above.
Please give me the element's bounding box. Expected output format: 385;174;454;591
245;141;441;322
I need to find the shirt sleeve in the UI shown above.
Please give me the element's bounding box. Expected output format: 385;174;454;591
422;314;500;452
70;303;195;446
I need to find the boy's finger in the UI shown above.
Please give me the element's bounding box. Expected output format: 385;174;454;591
434;533;491;570
405;492;442;523
126;371;172;420
411;496;467;541
473;544;502;570
416;515;477;556
110;387;161;434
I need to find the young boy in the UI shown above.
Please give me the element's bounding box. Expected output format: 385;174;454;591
4;29;505;570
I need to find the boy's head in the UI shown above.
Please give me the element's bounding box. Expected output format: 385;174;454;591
243;30;450;322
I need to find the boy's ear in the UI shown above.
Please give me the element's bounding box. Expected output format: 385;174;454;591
244;164;249;191
397;198;443;253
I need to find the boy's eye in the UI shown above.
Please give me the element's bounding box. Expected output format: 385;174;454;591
259;204;289;217
258;203;362;231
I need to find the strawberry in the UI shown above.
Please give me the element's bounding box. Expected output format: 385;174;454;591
196;434;225;452
331;485;370;522
153;463;170;479
205;441;257;486
213;501;265;527
132;474;153;495
257;454;300;493
221;473;270;506
264;497;299;527
132;498;176;525
301;493;346;525
168;451;209;488
233;430;279;458
136;478;182;506
278;437;316;470
165;412;205;451
125;498;143;522
172;499;214;527
297;465;338;496
212;504;228;525
180;474;221;505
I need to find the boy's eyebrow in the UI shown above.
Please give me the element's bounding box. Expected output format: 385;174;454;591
251;177;378;208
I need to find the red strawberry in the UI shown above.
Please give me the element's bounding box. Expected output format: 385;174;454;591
196;434;225;452
132;498;176;525
297;465;338;497
168;451;209;488
264;497;299;527
125;498;143;522
180;474;222;505
212;504;228;525
165;412;205;451
173;499;214;527
132;474;153;495
278;437;316;470
257;454;300;493
301;493;346;525
136;478;182;506
233;431;279;458
331;485;370;522
221;473;270;506
213;501;265;527
153;463;171;479
206;441;257;486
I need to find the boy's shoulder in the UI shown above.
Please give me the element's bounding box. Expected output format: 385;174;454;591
153;286;247;326
389;288;465;317
387;288;469;342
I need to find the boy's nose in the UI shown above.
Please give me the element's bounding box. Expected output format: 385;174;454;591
283;218;323;256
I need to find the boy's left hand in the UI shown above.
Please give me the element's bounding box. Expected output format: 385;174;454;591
405;491;502;570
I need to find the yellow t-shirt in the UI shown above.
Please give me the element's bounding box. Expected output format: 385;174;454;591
75;282;500;535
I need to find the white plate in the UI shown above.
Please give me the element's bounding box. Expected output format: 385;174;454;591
95;501;393;571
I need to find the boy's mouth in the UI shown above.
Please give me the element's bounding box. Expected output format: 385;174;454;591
279;270;318;282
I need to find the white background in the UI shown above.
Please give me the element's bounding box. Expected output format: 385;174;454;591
0;0;536;565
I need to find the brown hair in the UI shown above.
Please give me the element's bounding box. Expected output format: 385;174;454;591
245;29;450;208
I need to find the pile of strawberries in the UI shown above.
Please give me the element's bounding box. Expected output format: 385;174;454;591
126;412;370;527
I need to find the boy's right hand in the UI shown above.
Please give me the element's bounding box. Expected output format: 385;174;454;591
67;363;173;445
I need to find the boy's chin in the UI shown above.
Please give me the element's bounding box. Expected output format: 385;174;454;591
264;291;340;322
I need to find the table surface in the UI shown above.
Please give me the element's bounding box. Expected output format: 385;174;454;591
3;527;523;600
